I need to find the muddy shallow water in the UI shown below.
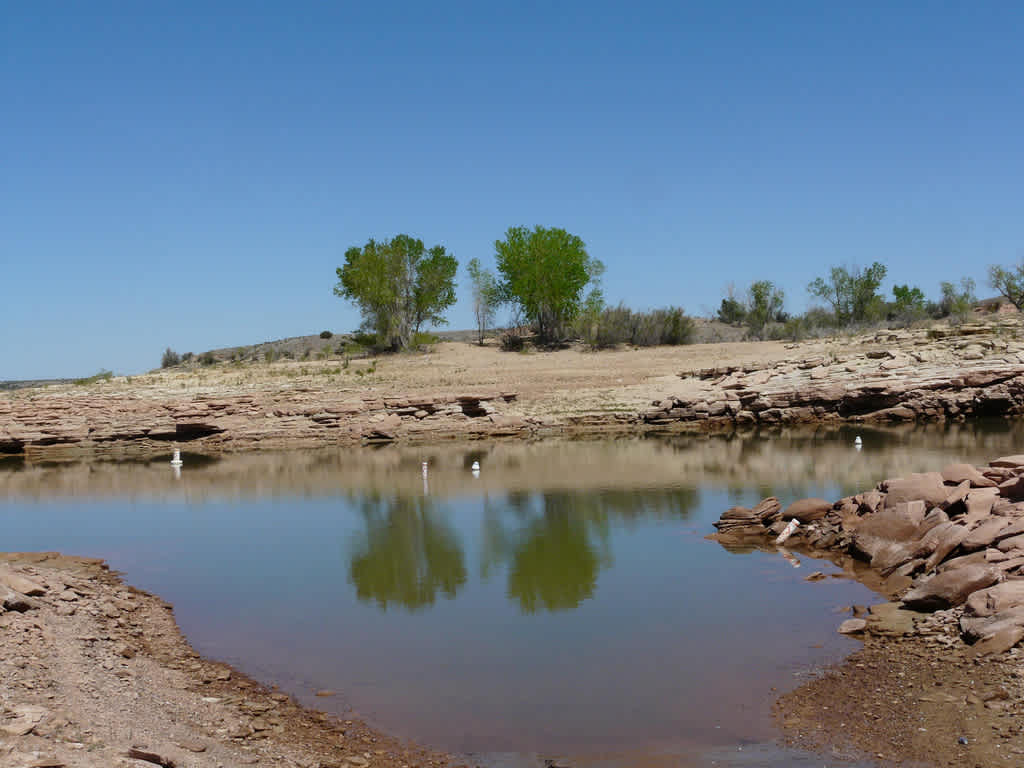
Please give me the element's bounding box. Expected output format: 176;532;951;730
2;421;1021;766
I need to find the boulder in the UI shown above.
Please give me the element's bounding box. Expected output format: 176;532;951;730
852;502;928;560
991;455;1024;468
970;625;1024;656
901;565;1000;611
964;489;1000;524
963;519;1013;552
937;550;989;573
752;497;783;522
998;476;1024;501
965;580;1024;617
940;480;972;514
961;606;1024;643
865;601;917;636
997;533;1024;553
783;497;833;523
941;463;997;488
2;587;38;613
838;618;867;634
871;542;917;575
0;568;47;596
882;473;949;508
858;490;886;514
923;524;970;571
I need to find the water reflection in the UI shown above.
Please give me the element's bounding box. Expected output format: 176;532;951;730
347;494;467;612
349;487;699;615
5;420;1023;501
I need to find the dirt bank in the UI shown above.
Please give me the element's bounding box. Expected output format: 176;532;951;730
0;552;457;768
4;317;1024;460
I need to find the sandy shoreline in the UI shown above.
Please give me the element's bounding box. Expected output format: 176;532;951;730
0;552;456;768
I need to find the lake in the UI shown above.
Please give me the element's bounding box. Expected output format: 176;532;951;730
2;421;1021;766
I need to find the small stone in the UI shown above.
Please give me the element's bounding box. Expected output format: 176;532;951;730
838;618;867;634
804;571;826;582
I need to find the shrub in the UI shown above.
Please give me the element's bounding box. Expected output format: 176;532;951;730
581;304;695;348
74;370;113;386
410;332;440;348
198;351;216;366
500;330;525;351
264;349;276;363
181;352;194;362
161;348;181;368
351;331;378;349
320;330;333;339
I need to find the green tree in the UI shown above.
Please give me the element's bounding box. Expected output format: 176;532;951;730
890;284;926;321
334;235;457;351
807;262;888;326
494;225;604;343
716;283;747;325
717;297;747;325
989;262;1024;310
466;258;501;345
746;280;785;337
938;277;977;321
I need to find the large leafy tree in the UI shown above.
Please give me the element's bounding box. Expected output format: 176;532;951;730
494;225;604;343
808;262;887;326
334;235;457;350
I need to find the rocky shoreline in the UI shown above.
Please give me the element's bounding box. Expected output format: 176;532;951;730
0;552;457;768
711;454;1024;765
4;320;1024;459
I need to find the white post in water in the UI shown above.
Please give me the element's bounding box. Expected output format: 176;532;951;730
775;519;799;546
170;448;183;467
422;461;429;495
854;435;863;450
471;460;480;478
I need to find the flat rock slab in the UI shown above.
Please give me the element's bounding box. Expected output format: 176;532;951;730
965;581;1024;617
838;618;867;634
866;602;917;636
902;565;1000;612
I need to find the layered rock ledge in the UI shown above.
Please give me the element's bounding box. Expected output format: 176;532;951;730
5;319;1024;459
646;329;1024;427
0;390;524;458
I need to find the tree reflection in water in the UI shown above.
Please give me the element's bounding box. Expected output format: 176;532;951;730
347;493;467;612
348;486;699;614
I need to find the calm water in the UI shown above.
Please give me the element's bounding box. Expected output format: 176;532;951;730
2;422;1021;766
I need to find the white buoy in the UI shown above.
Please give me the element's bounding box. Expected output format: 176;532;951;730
854;435;863;446
422;460;428;475
471;459;480;478
170;448;183;467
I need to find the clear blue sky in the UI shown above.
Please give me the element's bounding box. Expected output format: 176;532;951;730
3;1;1022;379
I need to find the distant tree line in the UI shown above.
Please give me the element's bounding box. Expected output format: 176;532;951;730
714;260;1003;341
160;231;1023;367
